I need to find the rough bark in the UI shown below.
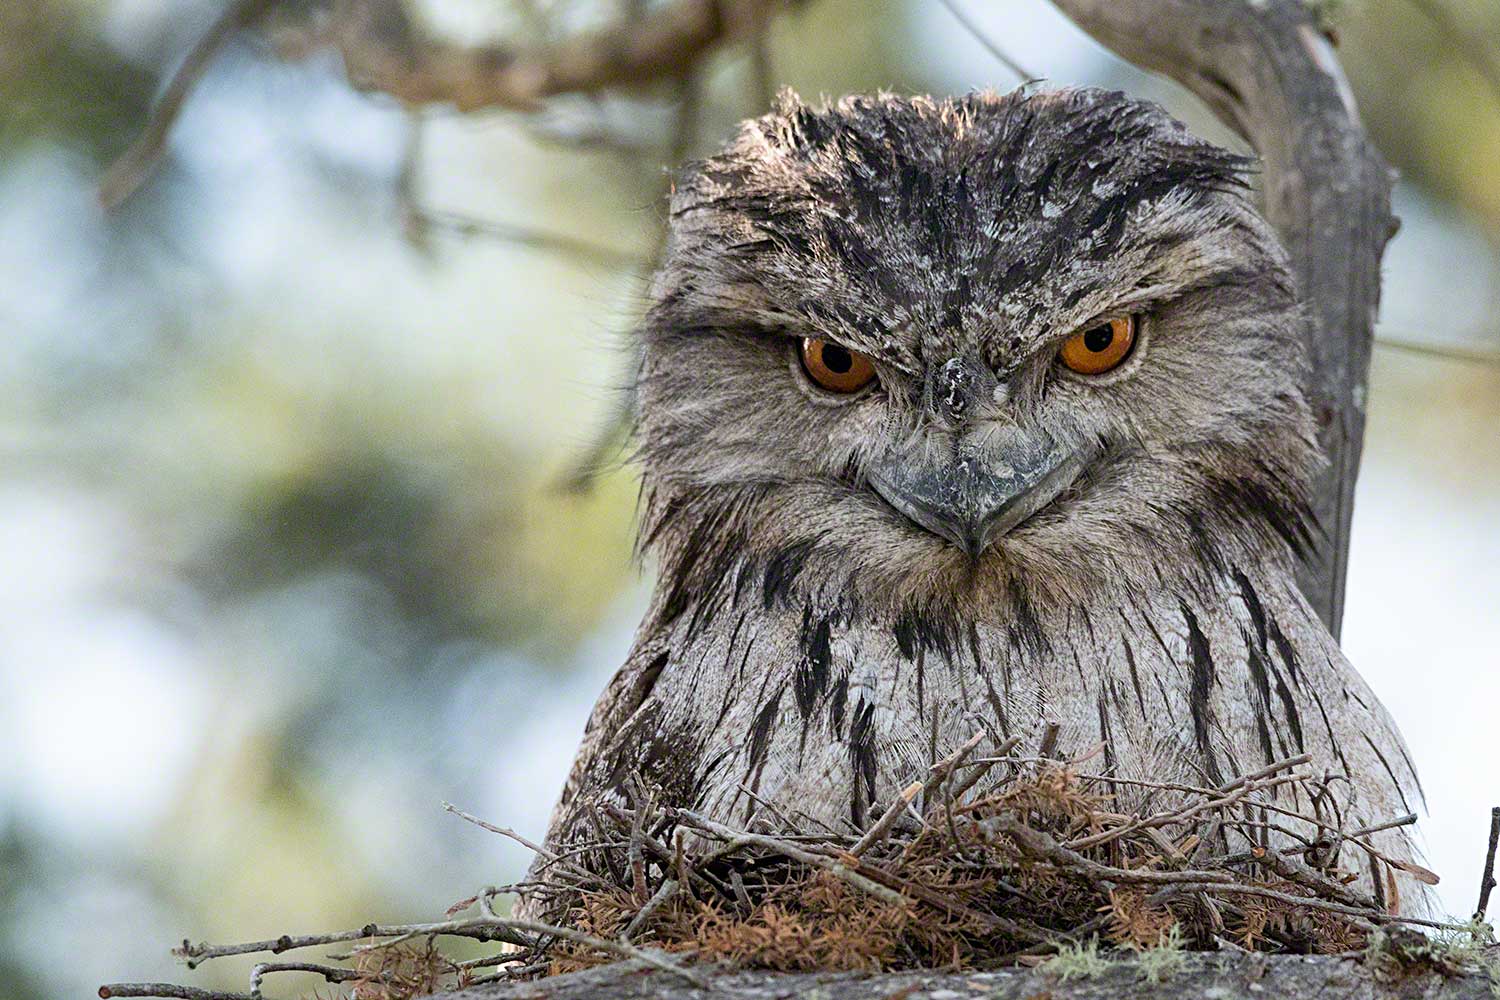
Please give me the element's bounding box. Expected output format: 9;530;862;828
1047;0;1396;639
427;954;1490;1000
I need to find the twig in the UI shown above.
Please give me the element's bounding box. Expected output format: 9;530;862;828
330;0;781;111
736;782;803;832
1217;811;1419;866
948;735;1021;804
99;0;275;209
1376;333;1500;369
934;0;1037;82
1476;806;1500;921
1152;881;1474;932
415;211;641;268
674;809;911;906
100;988;253;1000
248;962;366;998
850;780;923;859
466;961;549;986
171;912;705;992
622;878;679;941
991;817;1236;887
1217;754;1314;794
1064;767;1312;851
498;917;711;989
443;801;555;858
850;732;984;857
396;110;430;248
557;69;702;495
175;920;534;968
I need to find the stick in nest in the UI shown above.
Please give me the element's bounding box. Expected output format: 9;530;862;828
103;752;1465;994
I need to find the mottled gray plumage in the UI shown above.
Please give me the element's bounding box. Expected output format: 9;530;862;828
537;88;1427;913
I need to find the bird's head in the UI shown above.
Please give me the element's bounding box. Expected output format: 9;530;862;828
634;88;1318;623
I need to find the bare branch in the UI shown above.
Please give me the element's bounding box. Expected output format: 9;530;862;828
330;0;783;112
99;987;253;1000
174;920;533;968
104;0;787;209
1375;333;1500;369
443;801;555;858
621;878;679;941
492;918;710;988
396;109;430;248
1477;805;1500;921
98;0;275;209
673;809;911;906
414;210;641;268
936;0;1037;82
850;731;984;857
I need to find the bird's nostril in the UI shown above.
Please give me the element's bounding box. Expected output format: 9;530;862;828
931;356;980;423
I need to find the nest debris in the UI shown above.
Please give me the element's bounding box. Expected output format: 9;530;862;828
99;738;1500;1000
527;739;1439;975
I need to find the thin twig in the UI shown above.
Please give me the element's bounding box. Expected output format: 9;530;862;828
99;0;275;209
736;782;803;832
174;913;705;991
443;801;555;858
948;735;1021;804
175;920;533;968
1376;334;1500;369
248;961;367;999
675;809;911;906
851;733;983;857
500;918;712;989
415;211;641;268
331;0;780;111
1476;806;1500;921
466;961;549;986
100;988;254;1000
1037;721;1061;759
396;110;430;249
850;780;923;859
622;878;679;941
935;0;1037;82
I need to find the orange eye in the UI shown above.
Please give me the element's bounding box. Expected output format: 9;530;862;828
1059;316;1137;375
800;338;877;393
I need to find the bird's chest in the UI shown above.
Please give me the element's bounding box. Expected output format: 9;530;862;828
636;592;1255;831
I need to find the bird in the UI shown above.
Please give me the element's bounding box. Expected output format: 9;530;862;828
534;87;1428;915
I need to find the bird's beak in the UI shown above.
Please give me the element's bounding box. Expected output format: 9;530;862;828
868;428;1092;559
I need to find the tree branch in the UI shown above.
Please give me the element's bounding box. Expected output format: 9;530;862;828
98;0;275;209
329;0;783;111
102;0;787;209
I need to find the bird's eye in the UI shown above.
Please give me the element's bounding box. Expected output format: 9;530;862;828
800;338;877;393
1059;316;1137;375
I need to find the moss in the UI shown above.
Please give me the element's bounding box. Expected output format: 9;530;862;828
1042;938;1114;982
1134;925;1188;984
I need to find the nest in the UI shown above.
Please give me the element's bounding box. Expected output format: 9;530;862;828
511;736;1442;977
101;737;1500;1000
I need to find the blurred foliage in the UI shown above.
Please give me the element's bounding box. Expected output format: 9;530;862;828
1338;0;1500;235
0;4;154;161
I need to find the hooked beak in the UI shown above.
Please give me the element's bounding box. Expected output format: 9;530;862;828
868;429;1093;559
